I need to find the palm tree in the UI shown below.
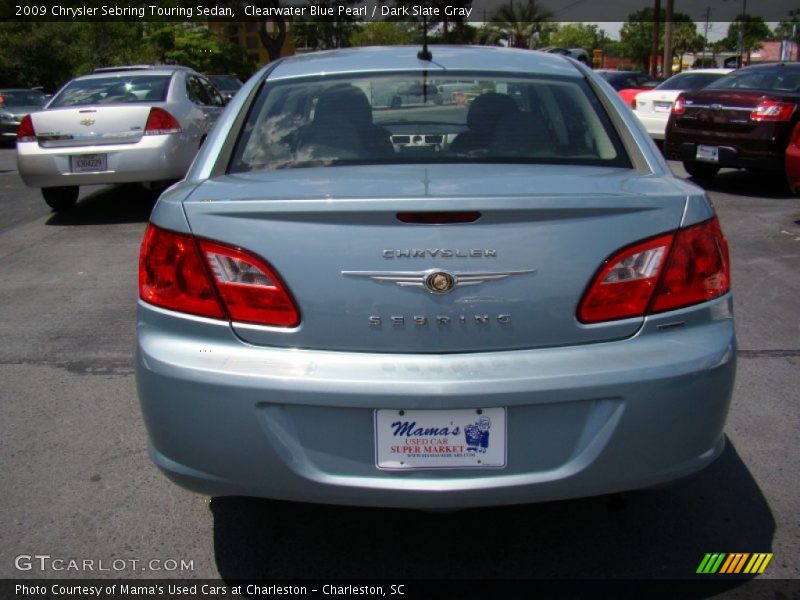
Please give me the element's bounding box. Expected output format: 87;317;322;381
482;2;554;49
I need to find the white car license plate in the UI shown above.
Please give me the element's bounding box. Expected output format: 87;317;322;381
375;407;506;469
696;145;719;162
71;154;107;173
654;101;672;113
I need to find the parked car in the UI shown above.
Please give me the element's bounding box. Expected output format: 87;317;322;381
596;70;661;107
0;88;47;145
634;69;733;140
208;74;243;102
665;62;800;182
136;46;735;509
16;65;225;211
540;46;591;65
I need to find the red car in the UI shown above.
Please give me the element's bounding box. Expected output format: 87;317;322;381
665;62;800;185
596;70;661;107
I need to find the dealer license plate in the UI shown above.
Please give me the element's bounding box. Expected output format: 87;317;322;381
654;101;672;113
375;407;506;469
696;145;719;162
71;154;107;173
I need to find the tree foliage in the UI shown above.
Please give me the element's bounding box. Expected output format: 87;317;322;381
0;21;255;92
620;7;696;71
722;15;772;56
349;22;418;46
549;23;608;51
481;2;554;49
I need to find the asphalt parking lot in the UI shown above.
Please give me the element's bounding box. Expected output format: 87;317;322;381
0;146;797;593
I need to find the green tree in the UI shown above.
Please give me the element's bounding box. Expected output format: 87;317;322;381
549;23;608;52
481;2;554;49
349;22;417;46
144;23;254;76
722;15;772;62
672;21;704;70
620;7;695;71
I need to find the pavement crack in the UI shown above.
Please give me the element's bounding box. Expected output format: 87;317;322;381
737;349;800;358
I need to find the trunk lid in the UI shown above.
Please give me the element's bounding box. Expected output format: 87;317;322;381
31;105;153;148
675;89;777;133
182;164;688;353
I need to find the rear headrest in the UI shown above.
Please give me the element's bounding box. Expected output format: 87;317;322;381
467;93;519;135
314;84;372;128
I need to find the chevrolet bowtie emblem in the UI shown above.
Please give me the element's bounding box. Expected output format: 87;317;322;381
342;268;536;294
80;118;95;126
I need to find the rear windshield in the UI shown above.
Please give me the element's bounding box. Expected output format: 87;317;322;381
49;75;171;107
706;68;800;92
229;72;630;172
209;75;242;91
656;72;726;91
0;90;46;107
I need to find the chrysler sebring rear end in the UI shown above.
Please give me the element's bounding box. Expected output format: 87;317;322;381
136;48;735;508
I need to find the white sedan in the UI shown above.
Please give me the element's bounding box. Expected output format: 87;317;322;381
16;65;224;211
634;69;732;140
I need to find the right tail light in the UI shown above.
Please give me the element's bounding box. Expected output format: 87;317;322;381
579;216;730;323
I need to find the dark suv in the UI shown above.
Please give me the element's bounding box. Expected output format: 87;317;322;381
665;62;800;181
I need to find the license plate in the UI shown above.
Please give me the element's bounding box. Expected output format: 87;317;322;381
696;145;719;162
375;407;506;469
654;101;672;113
71;154;107;173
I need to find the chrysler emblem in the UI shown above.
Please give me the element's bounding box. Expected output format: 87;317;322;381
80;118;95;126
342;268;536;294
425;271;455;294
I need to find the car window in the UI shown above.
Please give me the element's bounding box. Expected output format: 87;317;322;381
199;76;225;107
0;90;46;107
50;76;170;107
655;72;725;91
49;75;170;107
229;72;630;172
186;75;213;106
707;68;800;92
209;75;243;92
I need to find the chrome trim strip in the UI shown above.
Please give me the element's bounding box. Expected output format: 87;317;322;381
342;268;536;293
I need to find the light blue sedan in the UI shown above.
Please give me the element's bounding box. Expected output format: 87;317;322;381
136;46;735;509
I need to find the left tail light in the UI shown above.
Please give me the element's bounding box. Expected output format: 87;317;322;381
578;216;730;323
17;114;36;142
139;224;300;327
672;96;686;116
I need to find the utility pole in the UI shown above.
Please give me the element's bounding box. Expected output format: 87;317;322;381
702;7;711;65
738;0;747;67
789;9;800;61
650;0;661;77
663;0;674;76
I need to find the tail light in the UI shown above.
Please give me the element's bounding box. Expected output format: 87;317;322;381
672;96;686;116
751;100;796;122
139;224;300;327
578;217;730;323
17;115;36;142
144;107;181;135
199;240;300;327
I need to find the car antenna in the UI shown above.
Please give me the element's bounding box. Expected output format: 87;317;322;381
418;16;433;61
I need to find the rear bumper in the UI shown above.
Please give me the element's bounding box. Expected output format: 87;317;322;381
16;134;197;188
674;142;781;171
136;297;736;508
